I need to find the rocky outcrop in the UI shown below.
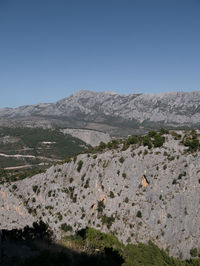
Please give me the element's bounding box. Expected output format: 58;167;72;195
141;175;149;187
61;128;111;147
0;132;199;259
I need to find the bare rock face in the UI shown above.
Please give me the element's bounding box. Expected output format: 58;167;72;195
0;90;199;134
61;128;111;147
0;132;200;259
0;189;35;229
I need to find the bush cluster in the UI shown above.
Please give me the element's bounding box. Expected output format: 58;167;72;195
20;227;200;265
60;223;72;232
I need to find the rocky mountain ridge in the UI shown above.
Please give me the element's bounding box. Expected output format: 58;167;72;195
0;90;200;135
0;130;200;259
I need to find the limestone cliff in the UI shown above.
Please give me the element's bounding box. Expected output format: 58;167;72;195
0;131;200;259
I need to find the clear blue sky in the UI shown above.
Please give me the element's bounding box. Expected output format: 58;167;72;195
0;0;200;108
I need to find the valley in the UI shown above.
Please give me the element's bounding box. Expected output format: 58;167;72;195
0;127;89;183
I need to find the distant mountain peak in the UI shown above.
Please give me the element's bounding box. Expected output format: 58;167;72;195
0;90;199;135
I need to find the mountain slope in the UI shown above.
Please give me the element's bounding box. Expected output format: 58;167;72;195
0;90;200;135
61;128;111;147
0;130;199;259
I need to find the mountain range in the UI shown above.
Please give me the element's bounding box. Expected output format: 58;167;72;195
0;90;200;135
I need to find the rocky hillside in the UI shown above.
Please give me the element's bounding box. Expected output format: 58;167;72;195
0;90;200;135
61;128;111;147
0;129;199;260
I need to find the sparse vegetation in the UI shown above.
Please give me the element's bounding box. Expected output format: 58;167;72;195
32;185;38;193
124;197;129;203
122;172;127;179
171;131;182;140
84;178;90;188
109;191;115;198
163;164;167;170
1;128;200;266
167;213;172;218
190;248;198;257
97;200;105;213
101;215;115;229
172;179;177;185
12;184;17;191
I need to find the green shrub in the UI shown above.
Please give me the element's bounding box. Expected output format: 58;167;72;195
32;197;36;203
167;213;172;218
81;173;86;181
142;136;152;149
190;248;198;257
172;179;177;185
109;191;115;198
178;174;183;180
124;241;181;266
60;223;72;232
124;197;129;203
148;131;157;137
168;156;175;161
163;164;167;170
127;135;139;145
171;131;182;140
101;215;115;229
160;128;169;135
77;160;83;172
107;140;119;149
136;210;142;218
57;212;63;221
153;134;165;147
122;173;127;179
98;141;106;151
84;178;90;189
80;227;123;252
184;138;199;151
184;207;188;215
12;184;17;191
32;185;38;193
97;200;105;213
119;157;125;163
